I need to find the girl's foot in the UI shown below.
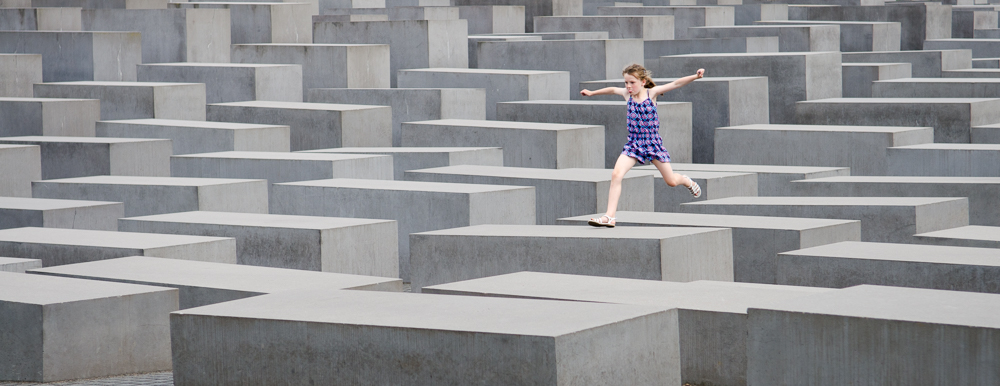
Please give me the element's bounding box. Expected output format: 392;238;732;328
686;177;702;198
588;215;616;228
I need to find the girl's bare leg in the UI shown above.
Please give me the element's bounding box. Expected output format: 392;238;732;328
592;155;638;225
650;159;693;187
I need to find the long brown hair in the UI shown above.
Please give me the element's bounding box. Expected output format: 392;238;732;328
623;63;656;88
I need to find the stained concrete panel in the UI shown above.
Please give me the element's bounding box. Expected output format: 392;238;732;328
0;54;42;97
0;136;172;179
33;81;207;121
96;119;291;155
0;8;81;31
0;144;41;197
0;31;141;82
81;8;230;63
0;97;100;137
169;2;312;44
0;197;123;231
842;62;912;98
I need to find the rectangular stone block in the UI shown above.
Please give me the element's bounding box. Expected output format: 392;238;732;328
0;197;123;231
424;273;832;386
387;5;459;20
307;87;486;146
972;57;999;68
0;8;81;31
28;256;402;309
404;165;653;224
758;20;901;52
410;224;733;290
0;97;100;136
0;256;41;272
713;124;933;176
170;289;677;385
953;9;999;38
33;81;207;121
0;31;140;82
680;196;970;244
941;68;1000;78
467;35;541;69
400;119;604;169
598;5;733;40
396;68;569;120
925;38;1000;58
0;54;42;97
300;147;503;180
170;2;312;44
96;119;290;155
873;78;1000;101
457;5;525;34
313;19;468;86
787;2;951;50
232;43;391;100
653;162;850;196
0;136;172;179
618;168;758;211
842;62;912;98
887;144;1000;177
454;0;583;32
747;285;1000;385
206;101;391;151
644;36;779;58
497;100;692;166
270;178;535;281
534;15;674;40
688;24;839;52
0;271;176;382
137;63;302;103
81;8;230;63
734;3;788;26
652;52;842;124
914;225;1000;249
30;0;169;9
0;227;236;266
841;49;972;78
974;123;1000;143
32;176;268;217
0;144;41;197
119;212;398;277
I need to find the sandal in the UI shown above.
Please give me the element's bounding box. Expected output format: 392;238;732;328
588;215;616;228
686;178;702;198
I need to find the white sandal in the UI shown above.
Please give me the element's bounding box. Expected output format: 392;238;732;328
686;178;702;198
588;215;616;228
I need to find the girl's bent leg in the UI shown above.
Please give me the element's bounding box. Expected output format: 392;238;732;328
650;159;693;187
603;155;638;220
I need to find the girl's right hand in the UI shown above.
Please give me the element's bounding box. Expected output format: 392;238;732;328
580;89;592;97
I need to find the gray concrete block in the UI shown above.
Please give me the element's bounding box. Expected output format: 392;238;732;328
0;136;172;179
503;30;608;39
757;20;901;52
941;68;1000;77
29;0;169;9
170;289;678;385
270;178;535;281
0;197;123;231
0;54;42;97
680;196;970;244
206;101;391;151
307;87;486;146
410;224;733;290
170;2;311;44
396;68;569;120
953;8;999;38
119;211;399;277
688;24;840;52
914;225;1000;249
137;63;302;103
400;119;604;169
925;38;1000;58
611;168;758;212
457;5;525;34
96;118;290;155
972;57;1000;68
0;271;176;382
453;0;582;32
0;227;236;266
28;256;402;309
0;7;81;31
0;144;41;197
841;49;972;78
424;273;832;386
558;211;859;284
713;124;933;176
467;35;542;69
0;31;140;82
598;5;733;40
81;9;230;63
404;165;653;225
789;176;1000;227
580;77;768;163
533;15;673;40
733;3;788;26
652;52;842;124
842;62;912;98
650;162;850;196
643;37;779;59
32;176;269;217
973;122;1000;143
33;81;207;121
874;78;1000;100
312;19;468;86
232;43;391;100
787;2;951;50
887;144;1000;177
747;285;1000;385
777;241;1000;294
477;38;643;95
0;97;100;136
797;98;1000;144
387;5;459;20
0;257;42;272
300;146;504;180
497;100;692;167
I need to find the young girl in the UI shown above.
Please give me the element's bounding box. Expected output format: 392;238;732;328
581;64;705;228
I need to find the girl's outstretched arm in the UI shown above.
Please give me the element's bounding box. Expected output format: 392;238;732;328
650;69;704;97
580;87;626;98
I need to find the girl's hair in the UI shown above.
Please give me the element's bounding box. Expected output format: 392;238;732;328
623;63;656;88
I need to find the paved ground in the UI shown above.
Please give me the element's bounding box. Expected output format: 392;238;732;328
0;372;173;386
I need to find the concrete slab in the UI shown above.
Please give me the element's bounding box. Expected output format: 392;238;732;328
688;24;840;52
0;136;172;179
137;63;303;103
33;81;207;121
0;54;42;97
973;122;1000;143
914;225;1000;249
233;43;391;100
842;62;912;98
841;49;972;78
757;20;901;52
467;34;542;69
453;0;582;32
873;77;1000;99
953;8;998;38
925;38;1000;58
886;143;1000;177
585;168;758;212
533;15;674;40
32;176;268;217
973;57;1000;68
643;36;780;58
29;0;170;9
0;8;81;31
786;2;951;50
300;146;503;180
81;8;230;63
940;68;1000;78
0;197;123;231
0;227;236;266
680;196;969;244
0;97;100;137
0;31;140;82
95;119;290;155
170;2;312;44
597;5;734;40
0;144;41;197
639;162;850;196
457;5;524;34
396;68;569;120
0;256;42;272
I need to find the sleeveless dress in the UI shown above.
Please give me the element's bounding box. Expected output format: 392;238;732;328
622;89;670;164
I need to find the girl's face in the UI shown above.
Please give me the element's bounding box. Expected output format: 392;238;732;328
623;74;643;97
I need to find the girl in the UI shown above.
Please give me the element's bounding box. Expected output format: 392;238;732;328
581;64;705;228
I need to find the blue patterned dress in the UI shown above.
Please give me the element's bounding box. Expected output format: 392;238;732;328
622;89;670;164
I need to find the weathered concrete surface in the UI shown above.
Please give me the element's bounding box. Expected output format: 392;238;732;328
0;256;42;272
137;62;303;103
914;225;1000;249
0;31;141;82
841;49;972;78
0;144;41;197
233;43;390;100
0;136;172;179
396;67;568;120
639;162;850;196
842;62;912;97
96;119;290;155
0;54;42;97
300;147;503;180
33;81;207;121
0;197;123;231
0;97;100;136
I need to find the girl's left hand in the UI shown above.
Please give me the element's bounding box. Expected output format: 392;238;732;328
696;69;705;78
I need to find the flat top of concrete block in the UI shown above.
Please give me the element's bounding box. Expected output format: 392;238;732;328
232;43;387;47
408;165;627;182
424;272;830;314
139;63;300;69
0;271;174;305
799;98;1000;104
101;119;287;130
636;162;849;175
0;97;97;103
0;197;121;210
500;100;688;107
915;225;1000;241
277;178;533;194
0;53;42;57
414;224;727;240
0;136;171;145
398;68;569;76
35;175;265;187
877;77;1000;84
799;176;1000;185
122;211;393;230
561;211;858;231
171;151;389;162
175;288;670;336
719;123;931;133
977;122;1000;128
209;101;384;112
40;81;203;87
842;63;912;67
891;143;1000;150
752;284;1000;329
0;144;38;150
407;119;601;131
0;257;41;264
0;227;232;249
668;51;838;58
783;241;1000;267
684;196;965;207
302;146;501;154
761;20;897;25
29;256;399;293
